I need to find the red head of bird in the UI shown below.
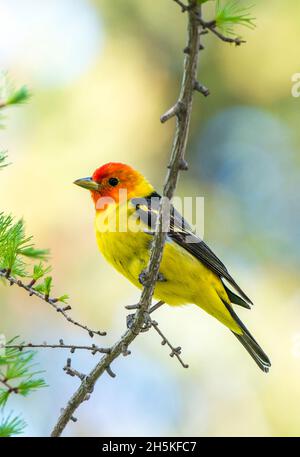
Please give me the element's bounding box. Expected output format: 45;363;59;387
74;162;154;208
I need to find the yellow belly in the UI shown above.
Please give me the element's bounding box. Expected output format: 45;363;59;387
95;213;241;334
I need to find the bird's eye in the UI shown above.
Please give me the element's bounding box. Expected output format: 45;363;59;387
108;177;119;187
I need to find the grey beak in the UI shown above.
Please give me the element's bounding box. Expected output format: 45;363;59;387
73;177;99;191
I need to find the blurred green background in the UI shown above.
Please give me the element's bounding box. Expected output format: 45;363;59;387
1;0;300;437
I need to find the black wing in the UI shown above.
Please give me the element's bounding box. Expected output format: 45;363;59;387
131;192;253;307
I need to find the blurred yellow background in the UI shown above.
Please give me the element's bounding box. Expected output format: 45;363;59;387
1;0;300;436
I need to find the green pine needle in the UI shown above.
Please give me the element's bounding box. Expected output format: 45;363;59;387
216;0;256;36
0;338;47;408
0;151;9;169
32;262;52;281
17;378;47;397
0;216;31;275
0;414;26;437
0;213;50;276
0;76;46;437
57;294;70;304
0;75;30;131
34;276;53;296
5;352;36;381
44;276;53;296
0;390;10;408
0;336;47;435
6;86;31;107
18;246;50;261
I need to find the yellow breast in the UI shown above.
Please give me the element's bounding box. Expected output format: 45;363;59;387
94;201;151;287
93;201;240;331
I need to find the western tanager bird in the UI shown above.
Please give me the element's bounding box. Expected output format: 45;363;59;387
74;162;271;372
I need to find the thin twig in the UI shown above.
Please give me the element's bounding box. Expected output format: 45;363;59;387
149;300;165;314
63;359;86;381
50;0;202;437
172;0;190;13
0;376;18;394
151;321;189;369
160;102;184;123
5;342;111;355
0;269;106;337
193;81;210;97
197;17;246;45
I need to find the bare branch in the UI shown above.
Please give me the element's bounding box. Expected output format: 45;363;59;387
0;269;106;337
5;342;111;355
151;320;189;369
50;0;203;437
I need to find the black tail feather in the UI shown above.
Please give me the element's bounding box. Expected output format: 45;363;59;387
232;331;271;373
223;301;271;373
222;281;251;309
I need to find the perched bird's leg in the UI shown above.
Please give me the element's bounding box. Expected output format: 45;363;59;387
140;312;152;333
157;273;167;282
126;301;164;333
126;312;152;333
126;313;136;330
138;270;150;286
139;270;167;286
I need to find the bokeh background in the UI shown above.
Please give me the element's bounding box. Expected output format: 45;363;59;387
1;0;300;437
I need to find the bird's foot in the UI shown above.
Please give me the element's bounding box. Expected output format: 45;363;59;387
157;272;167;282
138;270;167;286
126;312;152;333
138;270;149;286
140;312;152;332
126;313;135;330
